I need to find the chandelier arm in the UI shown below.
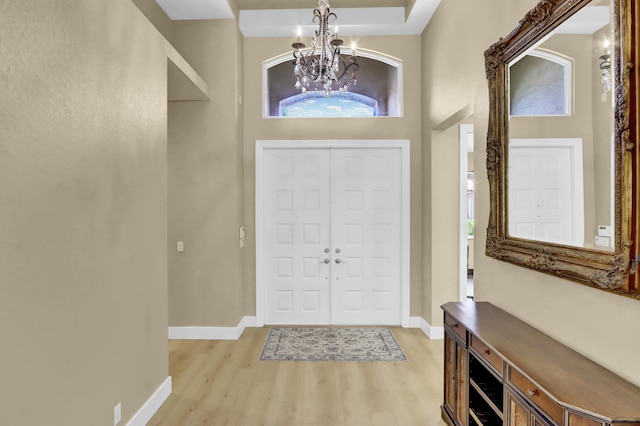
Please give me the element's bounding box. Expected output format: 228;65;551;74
294;50;310;71
313;8;322;22
335;62;360;81
326;46;340;72
300;46;321;79
337;55;360;80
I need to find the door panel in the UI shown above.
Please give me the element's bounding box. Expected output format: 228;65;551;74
331;149;402;325
263;147;402;325
264;149;332;324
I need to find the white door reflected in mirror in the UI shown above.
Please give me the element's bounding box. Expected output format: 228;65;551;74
509;139;585;248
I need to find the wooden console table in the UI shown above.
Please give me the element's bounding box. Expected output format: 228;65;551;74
441;301;640;426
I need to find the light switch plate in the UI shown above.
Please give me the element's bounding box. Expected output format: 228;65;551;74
597;225;612;237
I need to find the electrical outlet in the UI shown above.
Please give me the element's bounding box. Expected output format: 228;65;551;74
177;241;184;252
114;402;121;425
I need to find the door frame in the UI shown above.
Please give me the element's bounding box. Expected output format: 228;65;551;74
255;139;411;327
459;124;473;302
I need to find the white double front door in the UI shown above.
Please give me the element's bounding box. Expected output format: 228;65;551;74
261;146;403;325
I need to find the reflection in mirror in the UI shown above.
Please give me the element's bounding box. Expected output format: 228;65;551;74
510;50;573;116
484;0;637;295
507;0;614;252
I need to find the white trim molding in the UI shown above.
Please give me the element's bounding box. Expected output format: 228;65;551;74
126;376;172;426
407;316;444;340
459;124;474;302
168;315;443;341
239;0;442;37
168;316;257;340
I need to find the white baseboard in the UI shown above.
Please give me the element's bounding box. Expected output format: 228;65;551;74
126;376;172;426
168;316;443;340
168;316;257;340
408;316;444;340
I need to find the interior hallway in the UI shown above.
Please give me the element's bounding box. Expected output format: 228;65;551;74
149;328;446;425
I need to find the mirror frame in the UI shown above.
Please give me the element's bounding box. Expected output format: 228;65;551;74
484;0;638;297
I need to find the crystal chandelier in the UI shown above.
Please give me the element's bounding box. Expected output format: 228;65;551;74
292;0;359;97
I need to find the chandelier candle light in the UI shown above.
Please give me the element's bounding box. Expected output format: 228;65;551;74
599;37;612;93
292;0;359;97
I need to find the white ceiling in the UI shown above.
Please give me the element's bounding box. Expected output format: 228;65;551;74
154;1;610;37
155;0;442;37
554;5;610;34
155;0;234;20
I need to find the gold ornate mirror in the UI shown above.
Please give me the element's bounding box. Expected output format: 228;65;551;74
484;0;638;297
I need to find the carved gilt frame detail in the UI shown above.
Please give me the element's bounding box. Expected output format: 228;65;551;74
484;0;638;297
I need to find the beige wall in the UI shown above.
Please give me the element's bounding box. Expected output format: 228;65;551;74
427;123;468;323
423;0;640;388
132;0;174;42
420;0;492;326
242;35;424;318
0;0;169;424
168;19;245;327
4;3;639;425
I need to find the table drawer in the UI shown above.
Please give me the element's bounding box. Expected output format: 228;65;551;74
509;367;564;425
444;313;466;342
470;334;503;376
567;412;605;426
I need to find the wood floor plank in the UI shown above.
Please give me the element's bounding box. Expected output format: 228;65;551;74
316;363;345;425
149;327;447;426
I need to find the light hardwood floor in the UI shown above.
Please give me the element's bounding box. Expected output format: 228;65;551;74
149;327;447;426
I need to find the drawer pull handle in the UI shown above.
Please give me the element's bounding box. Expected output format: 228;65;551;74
483;349;491;355
452;323;459;328
527;389;538;396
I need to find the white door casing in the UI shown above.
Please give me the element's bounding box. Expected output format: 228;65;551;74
256;140;410;327
459;124;474;302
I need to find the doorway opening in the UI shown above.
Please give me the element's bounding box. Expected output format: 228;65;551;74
459;124;474;300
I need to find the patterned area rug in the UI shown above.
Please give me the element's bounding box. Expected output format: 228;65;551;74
259;327;407;361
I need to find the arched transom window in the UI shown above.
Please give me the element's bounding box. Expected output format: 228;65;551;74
509;49;573;116
263;49;403;118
